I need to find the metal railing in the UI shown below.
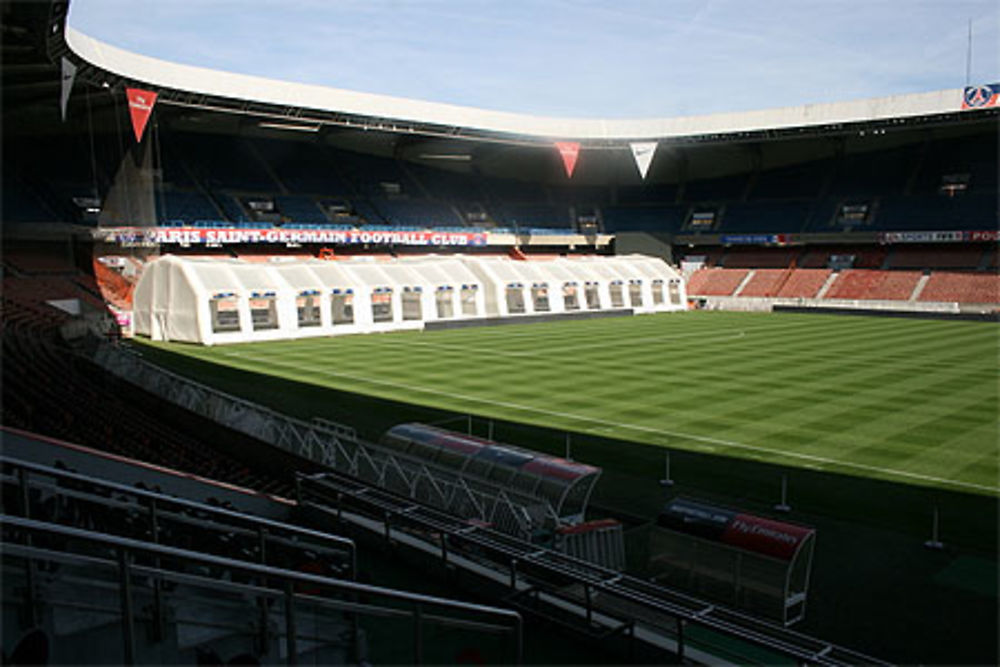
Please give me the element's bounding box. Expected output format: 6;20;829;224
1;456;357;579
298;471;889;666
1;514;523;665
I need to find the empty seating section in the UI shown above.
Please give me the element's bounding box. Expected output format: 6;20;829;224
686;268;748;296
888;244;986;269
160;190;220;223
374;197;465;228
918;272;1000;303
251;138;351;195
776;269;832;298
602;205;685;232
684;173;747;202
215;193;248;223
824;270;920;301
171;133;275;191
828;145;918;197
722;247;800;268
3;242;76;274
823;270;885;300
738;269;787;297
877;193;996;230
798;246;887;269
751;161;827;200
864;270;921;300
275;195;330;224
721;201;811;233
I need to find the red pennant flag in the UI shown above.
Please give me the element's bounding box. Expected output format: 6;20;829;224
555;142;580;178
126;87;158;142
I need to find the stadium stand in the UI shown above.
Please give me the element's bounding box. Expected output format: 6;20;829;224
737;268;788;297
887;243;988;270
917;272;1000;304
685;268;748;296
775;269;833;298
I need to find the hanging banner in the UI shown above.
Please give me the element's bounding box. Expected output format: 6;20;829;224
555;142;580;178
96;226;489;248
961;83;999;110
60;57;77;122
629;141;657;179
126;87;158;142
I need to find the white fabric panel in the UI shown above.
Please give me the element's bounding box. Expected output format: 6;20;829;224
131;254;685;344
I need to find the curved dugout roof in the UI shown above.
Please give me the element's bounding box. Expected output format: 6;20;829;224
64;25;978;143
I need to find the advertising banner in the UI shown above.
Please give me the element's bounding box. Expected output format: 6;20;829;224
962;83;999;110
659;497;812;561
630;141;657;179
98;226;488;248
879;230;997;244
555;141;580;178
126;88;158;142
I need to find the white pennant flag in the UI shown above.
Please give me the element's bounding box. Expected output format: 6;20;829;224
630;141;657;179
60;57;77;122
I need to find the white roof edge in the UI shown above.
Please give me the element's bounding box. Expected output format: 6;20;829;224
66;26;970;142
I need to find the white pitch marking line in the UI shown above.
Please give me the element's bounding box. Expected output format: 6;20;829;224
219;349;999;495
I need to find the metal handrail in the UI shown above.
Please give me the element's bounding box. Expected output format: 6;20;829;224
300;471;888;666
1;514;524;665
1;455;357;576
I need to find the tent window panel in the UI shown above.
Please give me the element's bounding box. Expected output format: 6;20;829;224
629;282;643;307
210;299;241;333
402;290;422;321
531;286;550;312
563;284;579;310
297;295;321;327
250;298;278;330
669;280;682;305
506;287;525;314
331;293;354;325
460;287;478;316
652;280;665;305
585;284;600;309
436;291;454;319
372;290;393;323
609;284;625;308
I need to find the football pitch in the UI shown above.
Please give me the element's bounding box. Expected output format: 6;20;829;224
138;311;999;496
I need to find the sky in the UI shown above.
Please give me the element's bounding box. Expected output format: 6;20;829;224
67;0;999;119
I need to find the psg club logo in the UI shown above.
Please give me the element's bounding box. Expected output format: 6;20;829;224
962;84;997;109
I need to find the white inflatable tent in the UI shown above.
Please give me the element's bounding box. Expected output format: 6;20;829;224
132;254;685;345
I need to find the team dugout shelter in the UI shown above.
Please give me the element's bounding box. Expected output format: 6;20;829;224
655;497;817;626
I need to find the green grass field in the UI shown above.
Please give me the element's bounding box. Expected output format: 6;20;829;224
137;310;1000;496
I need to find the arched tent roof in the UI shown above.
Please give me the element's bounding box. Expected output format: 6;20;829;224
381;423;601;522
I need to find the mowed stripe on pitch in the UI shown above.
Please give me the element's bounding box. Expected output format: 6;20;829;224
146;312;999;494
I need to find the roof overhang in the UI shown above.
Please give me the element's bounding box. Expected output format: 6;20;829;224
63;23;993;146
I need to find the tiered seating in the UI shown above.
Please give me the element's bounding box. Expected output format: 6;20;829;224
877;193;996;230
866;271;921;300
686;268;749;296
775;269;832;298
823;270;888;300
722;247;800;268
918;272;1000;304
888;244;986;269
1;290;290;496
738;269;787;297
798;246;887;269
720;201;811;233
602;205;685;233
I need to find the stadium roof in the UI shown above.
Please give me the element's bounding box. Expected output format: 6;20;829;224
64;24;989;146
